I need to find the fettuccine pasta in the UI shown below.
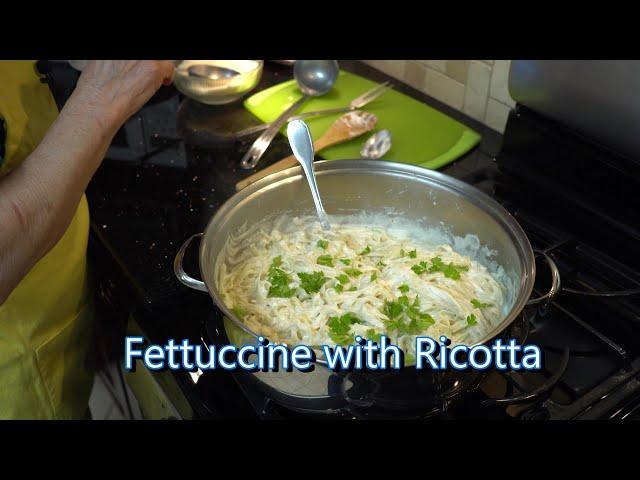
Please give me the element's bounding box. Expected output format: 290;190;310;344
217;214;507;357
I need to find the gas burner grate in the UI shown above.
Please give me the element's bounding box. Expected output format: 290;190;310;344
462;164;640;419
498;187;640;350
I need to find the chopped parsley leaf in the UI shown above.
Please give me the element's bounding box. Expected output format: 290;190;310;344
376;260;387;268
428;256;469;280
327;313;362;345
316;254;334;267
398;283;410;294
411;257;469;280
348;286;358;291
267;257;295;298
359;245;371;255
467;313;478;326
365;329;383;344
336;274;349;284
382;295;435;335
297;271;328;294
344;268;363;278
471;299;492;309
340;258;351;265
411;261;429;275
383;298;405;319
317;239;329;250
334;284;344;293
408;249;417;259
370;272;378;282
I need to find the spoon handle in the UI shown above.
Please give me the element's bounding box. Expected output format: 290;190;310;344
287;120;331;230
233;106;354;138
240;96;308;170
235;135;336;191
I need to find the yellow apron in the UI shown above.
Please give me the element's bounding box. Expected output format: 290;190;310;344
0;60;94;419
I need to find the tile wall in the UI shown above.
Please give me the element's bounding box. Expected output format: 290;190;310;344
362;60;515;133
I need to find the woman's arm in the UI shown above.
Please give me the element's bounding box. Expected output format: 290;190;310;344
0;60;174;305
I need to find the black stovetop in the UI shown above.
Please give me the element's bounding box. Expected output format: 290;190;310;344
46;60;640;420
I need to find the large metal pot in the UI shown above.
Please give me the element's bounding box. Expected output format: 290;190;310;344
174;160;559;415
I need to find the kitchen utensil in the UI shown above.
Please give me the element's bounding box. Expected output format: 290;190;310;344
245;70;481;168
287;120;330;230
187;64;239;80
173;60;263;105
235;110;377;191
234;81;392;138
360;129;392;159
239;60;339;170
175;160;560;413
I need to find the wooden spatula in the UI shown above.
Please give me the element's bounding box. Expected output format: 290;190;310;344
235;110;377;191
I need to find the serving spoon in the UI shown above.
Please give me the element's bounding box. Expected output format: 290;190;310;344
287;120;331;230
360;129;392;158
187;64;240;80
235;110;377;191
240;60;339;170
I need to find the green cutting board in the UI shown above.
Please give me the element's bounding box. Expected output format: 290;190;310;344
244;71;481;169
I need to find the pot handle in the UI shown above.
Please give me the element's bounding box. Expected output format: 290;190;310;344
174;233;207;292
526;251;561;307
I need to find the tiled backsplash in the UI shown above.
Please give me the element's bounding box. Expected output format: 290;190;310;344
363;60;515;133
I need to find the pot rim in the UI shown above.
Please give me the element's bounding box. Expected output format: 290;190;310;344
198;159;536;362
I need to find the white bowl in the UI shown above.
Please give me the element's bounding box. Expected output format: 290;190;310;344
173;60;263;105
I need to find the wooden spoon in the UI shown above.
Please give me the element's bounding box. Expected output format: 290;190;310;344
235;110;377;191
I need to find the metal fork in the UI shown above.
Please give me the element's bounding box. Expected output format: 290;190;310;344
235;81;393;139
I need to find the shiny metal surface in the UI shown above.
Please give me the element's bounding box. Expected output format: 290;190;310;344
176;160;544;408
201;160;536;345
510;60;640;160
239;96;308;169
293;59;340;96
187;64;239;80
360;129;392;159
287;120;330;230
526;252;560;306
239;60;339;169
234;81;392;138
174;233;207;292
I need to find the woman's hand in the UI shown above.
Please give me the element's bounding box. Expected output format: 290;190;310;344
71;60;175;132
